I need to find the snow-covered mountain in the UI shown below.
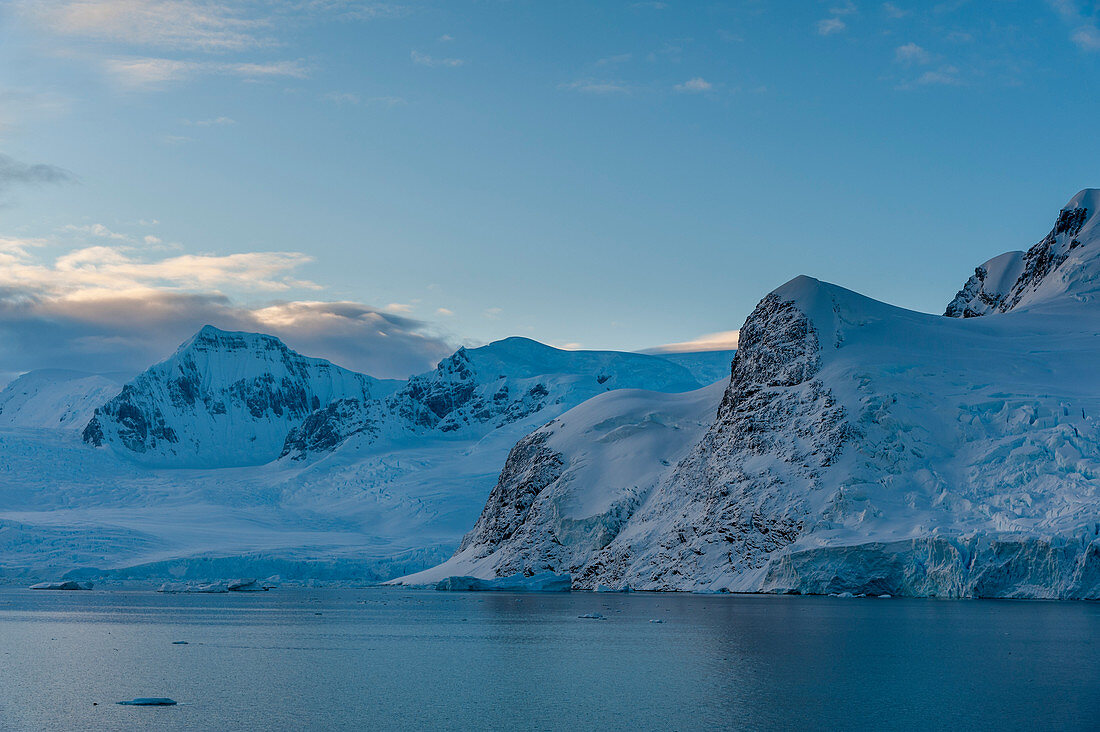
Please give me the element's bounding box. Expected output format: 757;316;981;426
404;189;1100;599
283;337;702;461
0;331;715;580
0;370;125;429
82;326;389;467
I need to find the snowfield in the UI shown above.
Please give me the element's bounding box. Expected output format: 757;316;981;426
401;189;1100;599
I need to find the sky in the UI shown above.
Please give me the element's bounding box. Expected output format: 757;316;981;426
0;0;1098;380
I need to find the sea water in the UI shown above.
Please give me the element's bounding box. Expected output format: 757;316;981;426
0;587;1096;730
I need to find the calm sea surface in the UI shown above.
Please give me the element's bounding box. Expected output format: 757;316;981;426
0;587;1096;731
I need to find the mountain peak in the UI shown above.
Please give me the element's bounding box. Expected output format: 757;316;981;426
946;189;1099;317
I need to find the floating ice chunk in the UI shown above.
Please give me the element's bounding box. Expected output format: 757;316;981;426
435;571;571;592
595;584;633;593
157;582;228;594
29;581;92;590
649;619;665;623
117;698;177;706
578;612;606;620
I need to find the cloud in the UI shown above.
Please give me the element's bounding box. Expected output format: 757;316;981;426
816;18;846;35
645;329;740;354
0;236;318;295
558;79;631;95
674;77;712;92
915;65;962;85
63;223;128;240
17;0;406;51
0;236;452;378
596;53;632;66
1048;0;1100;51
882;2;908;18
830;1;858;15
436;308;453;316
894;42;931;65
411;50;464;67
182;116;236;126
0;153;75;195
19;0;269;51
322;92;406;107
102;56;308;88
1072;25;1100;50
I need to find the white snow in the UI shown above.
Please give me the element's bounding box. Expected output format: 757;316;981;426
0;370;124;429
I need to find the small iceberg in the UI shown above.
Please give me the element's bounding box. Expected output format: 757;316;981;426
649;619;665;623
117;698;177;706
29;581;93;591
594;584;633;593
577;612;606;620
434;571;571;593
157;578;266;594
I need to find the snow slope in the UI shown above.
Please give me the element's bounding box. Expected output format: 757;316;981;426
405;189;1100;599
0;370;125;429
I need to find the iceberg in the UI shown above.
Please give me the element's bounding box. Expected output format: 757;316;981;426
29;581;92;590
434;570;571;592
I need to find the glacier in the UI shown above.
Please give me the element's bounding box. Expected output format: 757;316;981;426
400;189;1100;599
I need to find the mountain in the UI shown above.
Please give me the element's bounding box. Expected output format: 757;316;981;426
283;337;702;460
82;326;389;467
0;370;125;430
0;331;714;580
403;189;1100;599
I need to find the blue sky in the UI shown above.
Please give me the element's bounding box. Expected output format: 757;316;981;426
0;0;1098;378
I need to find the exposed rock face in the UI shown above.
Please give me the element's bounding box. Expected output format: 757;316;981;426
457;431;565;557
280;399;382;460
573;291;849;590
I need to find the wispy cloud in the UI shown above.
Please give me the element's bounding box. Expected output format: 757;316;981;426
182;116;236;126
103;56;308;88
0;153;75;196
915;65;962;86
817;2;856;36
559;79;631;95
646;329;740;354
1048;0;1100;51
411;50;464;67
894;42;931;65
19;0;269;51
882;2;908;18
322;92;406;107
596;53;632;66
674;77;712;92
